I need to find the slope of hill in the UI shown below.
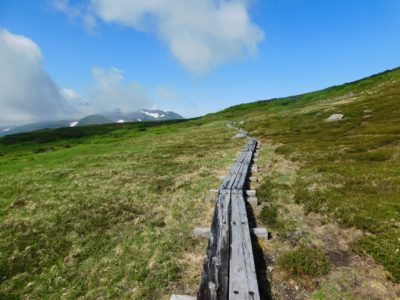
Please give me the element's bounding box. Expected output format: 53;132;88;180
0;68;399;299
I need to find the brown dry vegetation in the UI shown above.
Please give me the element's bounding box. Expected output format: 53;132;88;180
253;142;400;299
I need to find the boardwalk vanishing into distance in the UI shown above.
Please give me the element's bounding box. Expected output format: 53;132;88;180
172;136;266;300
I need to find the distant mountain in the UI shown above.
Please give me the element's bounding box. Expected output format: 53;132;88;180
77;115;113;126
125;109;184;122
0;120;72;137
0;109;184;137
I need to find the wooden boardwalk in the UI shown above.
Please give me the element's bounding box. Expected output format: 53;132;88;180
197;138;260;300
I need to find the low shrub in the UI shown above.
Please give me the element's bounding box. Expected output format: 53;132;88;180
259;205;278;227
353;150;391;161
275;145;293;155
33;147;55;154
278;246;331;278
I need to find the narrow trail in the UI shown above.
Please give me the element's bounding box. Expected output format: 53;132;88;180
172;130;270;300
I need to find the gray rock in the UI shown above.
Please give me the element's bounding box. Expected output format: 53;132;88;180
326;114;344;122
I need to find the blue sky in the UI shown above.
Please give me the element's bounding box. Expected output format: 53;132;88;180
0;0;399;124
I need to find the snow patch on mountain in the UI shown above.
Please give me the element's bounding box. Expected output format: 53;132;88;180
3;128;10;132
142;111;160;118
117;120;125;123
69;121;79;127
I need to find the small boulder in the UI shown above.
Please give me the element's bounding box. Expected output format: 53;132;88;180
326;114;344;122
239;120;245;125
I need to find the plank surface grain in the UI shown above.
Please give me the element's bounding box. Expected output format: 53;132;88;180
198;138;260;300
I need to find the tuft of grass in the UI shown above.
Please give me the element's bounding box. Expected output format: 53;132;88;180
275;145;293;155
278;246;332;278
356;232;400;283
352;150;392;161
259;205;278;227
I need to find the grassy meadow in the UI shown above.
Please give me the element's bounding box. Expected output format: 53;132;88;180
1;67;400;299
0;120;244;299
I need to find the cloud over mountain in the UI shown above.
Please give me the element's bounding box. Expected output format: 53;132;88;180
0;28;154;126
0;28;75;125
88;66;153;113
91;0;264;73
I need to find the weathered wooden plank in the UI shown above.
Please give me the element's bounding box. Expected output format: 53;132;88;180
229;191;260;300
222;139;256;190
198;138;260;300
227;142;253;190
221;152;245;190
198;190;231;299
232;140;257;190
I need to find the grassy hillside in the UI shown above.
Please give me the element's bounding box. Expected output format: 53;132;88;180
1;67;399;299
209;67;400;298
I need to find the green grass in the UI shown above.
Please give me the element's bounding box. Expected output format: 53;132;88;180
0;120;243;299
259;204;278;227
1;66;400;298
278;246;331;278
234;67;400;283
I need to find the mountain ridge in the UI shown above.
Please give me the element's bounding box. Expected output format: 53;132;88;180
0;109;184;136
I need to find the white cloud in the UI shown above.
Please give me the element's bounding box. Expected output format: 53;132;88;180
60;87;81;103
91;0;264;73
0;28;171;126
88;66;152;113
0;28;76;125
52;0;97;32
155;85;181;102
56;67;154;117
